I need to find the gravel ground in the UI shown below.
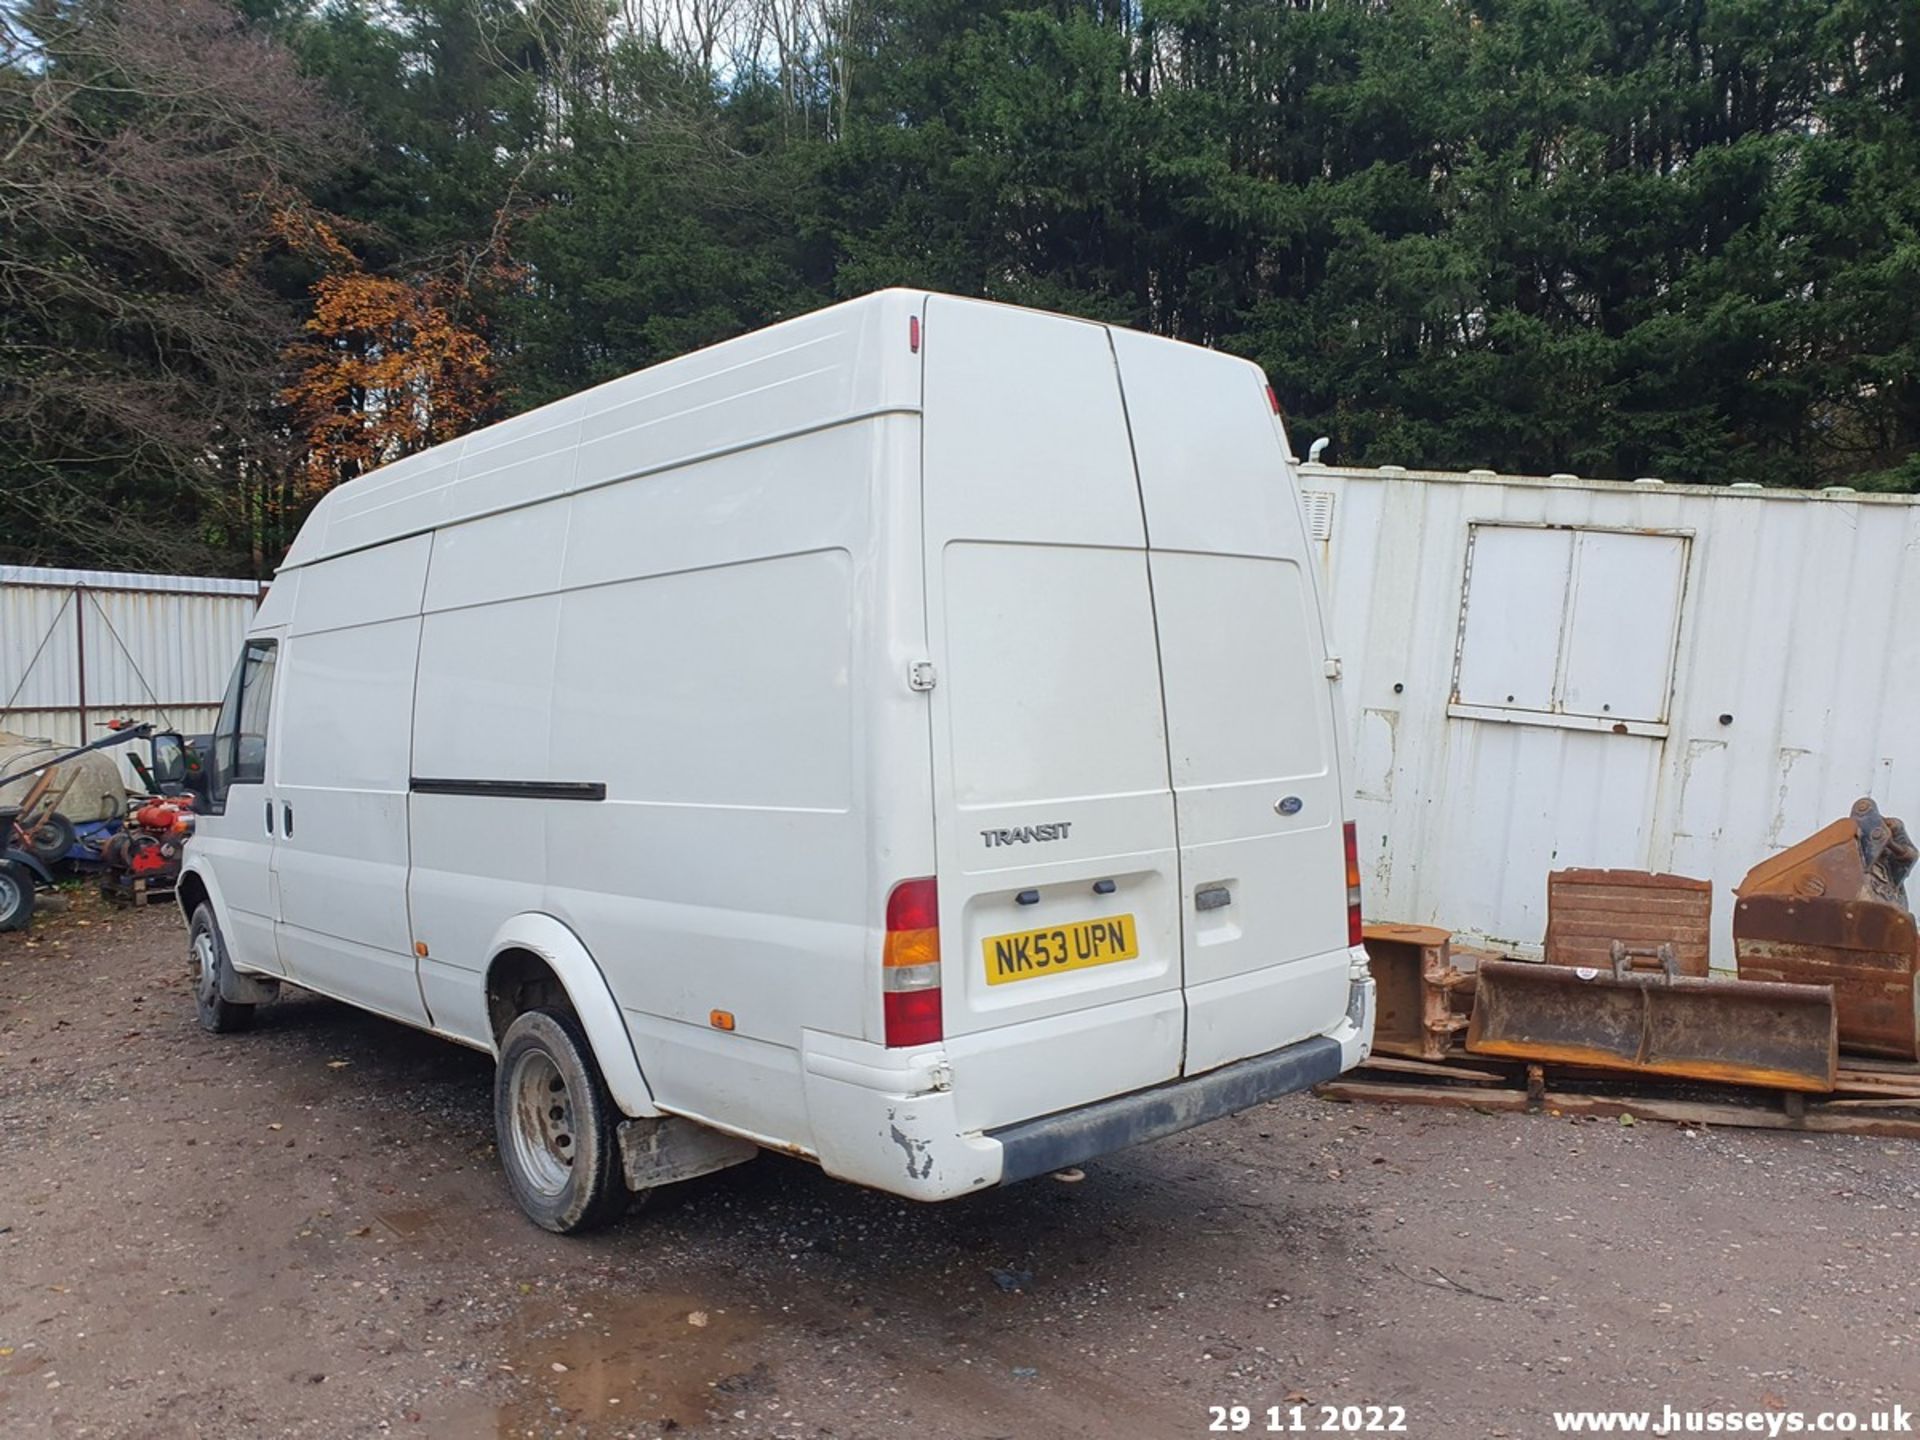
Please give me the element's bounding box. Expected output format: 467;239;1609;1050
1;895;1916;1439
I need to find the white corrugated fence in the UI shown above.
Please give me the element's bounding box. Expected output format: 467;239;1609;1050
1305;464;1920;970
1;566;264;786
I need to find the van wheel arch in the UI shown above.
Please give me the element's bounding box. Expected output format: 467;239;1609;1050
485;947;575;1044
479;917;660;1120
175;870;211;927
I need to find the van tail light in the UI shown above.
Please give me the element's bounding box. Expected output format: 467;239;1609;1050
1343;821;1364;947
883;877;942;1047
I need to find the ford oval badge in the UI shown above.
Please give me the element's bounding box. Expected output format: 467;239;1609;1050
1275;795;1304;816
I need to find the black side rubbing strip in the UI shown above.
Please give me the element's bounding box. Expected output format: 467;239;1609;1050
410;777;607;802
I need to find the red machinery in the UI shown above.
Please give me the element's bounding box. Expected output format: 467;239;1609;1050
100;794;195;904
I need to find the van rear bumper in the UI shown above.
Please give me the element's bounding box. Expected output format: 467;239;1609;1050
801;955;1373;1201
987;1034;1344;1185
802;1006;1368;1202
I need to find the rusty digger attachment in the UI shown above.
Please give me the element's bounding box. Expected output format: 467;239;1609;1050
1733;797;1920;1062
1468;942;1839;1094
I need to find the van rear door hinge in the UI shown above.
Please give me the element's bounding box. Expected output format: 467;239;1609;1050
908;661;938;692
1323;656;1343;681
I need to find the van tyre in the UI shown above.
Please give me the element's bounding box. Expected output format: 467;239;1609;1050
494;1008;630;1234
189;903;255;1033
0;861;33;933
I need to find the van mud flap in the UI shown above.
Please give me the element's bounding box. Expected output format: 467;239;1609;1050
1467;948;1837;1094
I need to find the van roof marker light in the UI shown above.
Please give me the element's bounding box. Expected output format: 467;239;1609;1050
909;316;921;354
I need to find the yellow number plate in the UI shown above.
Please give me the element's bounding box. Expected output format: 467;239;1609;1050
982;914;1139;986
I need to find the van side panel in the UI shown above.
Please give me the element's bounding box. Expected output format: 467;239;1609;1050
407;490;576;1033
273;538;429;1025
548;424;877;1144
404;420;902;1144
410;588;563;1045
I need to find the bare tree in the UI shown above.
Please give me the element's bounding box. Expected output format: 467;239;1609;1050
0;0;349;573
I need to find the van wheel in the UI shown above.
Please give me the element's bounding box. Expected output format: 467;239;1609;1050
189;903;254;1033
0;862;34;933
494;1009;629;1234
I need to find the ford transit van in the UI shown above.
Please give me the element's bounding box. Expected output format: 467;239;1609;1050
180;291;1375;1232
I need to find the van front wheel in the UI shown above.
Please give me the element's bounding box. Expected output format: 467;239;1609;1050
189;904;254;1032
493;1008;629;1234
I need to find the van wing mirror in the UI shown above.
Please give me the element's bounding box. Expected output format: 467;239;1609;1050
148;731;189;794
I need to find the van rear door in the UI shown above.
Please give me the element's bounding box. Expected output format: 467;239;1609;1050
1110;329;1352;1075
919;298;1186;1133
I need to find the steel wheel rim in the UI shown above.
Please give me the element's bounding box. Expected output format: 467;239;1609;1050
506;1048;575;1197
0;871;20;920
192;929;219;1008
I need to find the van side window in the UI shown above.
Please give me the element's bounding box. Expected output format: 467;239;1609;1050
208;640;277;811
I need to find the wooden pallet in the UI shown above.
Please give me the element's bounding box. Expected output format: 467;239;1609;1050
1323;1050;1920;1138
100;873;177;908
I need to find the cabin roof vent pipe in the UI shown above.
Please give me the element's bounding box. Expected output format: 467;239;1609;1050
1305;437;1331;466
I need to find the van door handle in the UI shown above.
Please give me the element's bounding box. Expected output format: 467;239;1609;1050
265;800;275;836
1195;885;1232;911
282;801;294;838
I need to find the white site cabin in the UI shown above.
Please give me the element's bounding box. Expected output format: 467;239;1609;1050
179;291;1375;1231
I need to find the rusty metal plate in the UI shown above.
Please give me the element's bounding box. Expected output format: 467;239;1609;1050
1733;896;1919;1062
1466;959;1837;1093
1546;869;1711;977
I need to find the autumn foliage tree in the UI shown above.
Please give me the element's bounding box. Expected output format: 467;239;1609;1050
280;220;501;496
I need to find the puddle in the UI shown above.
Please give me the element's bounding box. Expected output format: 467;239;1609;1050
496;1291;764;1436
376;1208;438;1239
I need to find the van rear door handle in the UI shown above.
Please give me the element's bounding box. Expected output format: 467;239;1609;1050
1195;885;1232;911
282;801;294;838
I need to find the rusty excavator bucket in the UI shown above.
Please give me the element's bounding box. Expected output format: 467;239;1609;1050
1738;797;1917;907
1733;797;1920;1061
1468;944;1838;1093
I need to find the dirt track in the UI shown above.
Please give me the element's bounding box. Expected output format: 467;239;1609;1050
1;897;1916;1439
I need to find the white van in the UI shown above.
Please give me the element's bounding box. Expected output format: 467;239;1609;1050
180;291;1374;1232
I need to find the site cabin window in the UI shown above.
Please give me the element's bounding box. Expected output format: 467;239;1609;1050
208;639;277;811
1449;523;1689;738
